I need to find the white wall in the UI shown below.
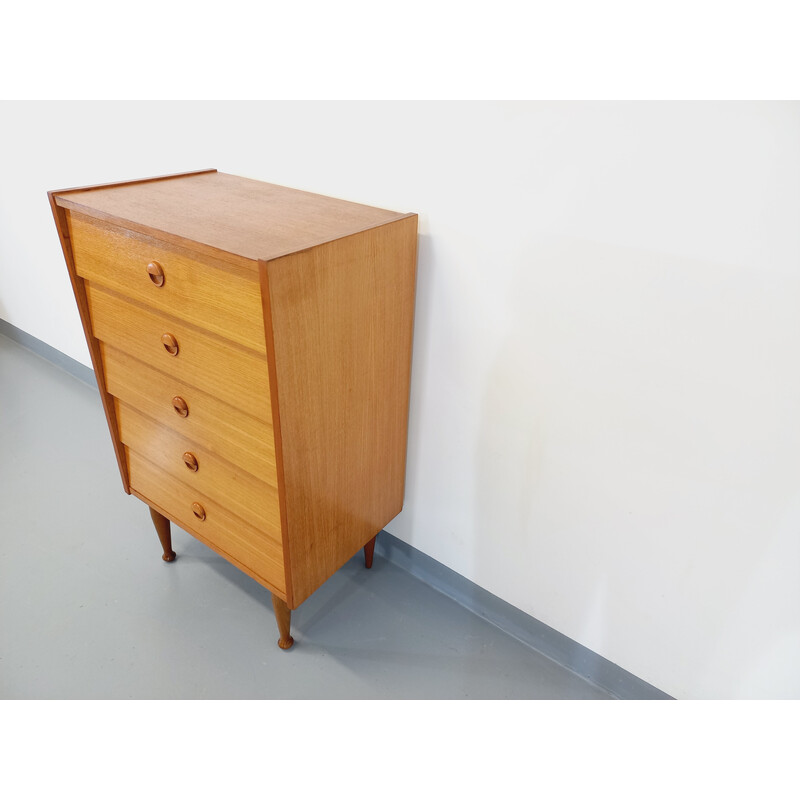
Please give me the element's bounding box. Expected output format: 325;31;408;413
2;101;798;699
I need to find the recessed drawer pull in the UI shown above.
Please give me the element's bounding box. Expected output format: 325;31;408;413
172;396;189;417
161;332;179;356
146;261;165;287
191;502;206;521
183;452;199;472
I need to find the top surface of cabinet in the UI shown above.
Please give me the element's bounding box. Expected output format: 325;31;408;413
52;169;411;265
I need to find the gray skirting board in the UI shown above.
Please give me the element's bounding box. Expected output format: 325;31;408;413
0;318;672;700
0;318;96;386
374;534;671;699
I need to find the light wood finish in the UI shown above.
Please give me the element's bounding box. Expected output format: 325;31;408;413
50;170;418;647
149;506;176;562
101;343;277;483
85;282;271;420
50;168;217;198
135;490;288;602
56;171;409;266
47;196;130;493
263;215;418;606
115;399;280;533
271;595;294;650
67;211;266;352
127;448;285;594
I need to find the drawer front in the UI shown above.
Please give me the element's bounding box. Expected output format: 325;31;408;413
86;282;271;421
68;211;266;353
116;400;281;534
127;448;285;594
102;343;277;485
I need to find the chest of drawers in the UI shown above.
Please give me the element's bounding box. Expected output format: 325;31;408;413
49;169;418;648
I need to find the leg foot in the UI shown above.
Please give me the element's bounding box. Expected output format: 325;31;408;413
271;594;294;650
364;534;377;569
149;506;176;562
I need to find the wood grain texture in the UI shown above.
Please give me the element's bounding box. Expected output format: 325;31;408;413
259;253;295;608
67;211;266;352
115;400;281;534
54;171;410;266
134;489;287;601
85;282;271;420
271;595;294;650
47;194;130;493
101;343;277;484
149;506;177;562
50;170;419;633
263;214;418;606
49;168;217;198
127;448;285;593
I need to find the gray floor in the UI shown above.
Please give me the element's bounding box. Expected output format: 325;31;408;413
0;334;612;699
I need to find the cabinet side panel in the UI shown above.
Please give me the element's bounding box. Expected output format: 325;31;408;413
47;196;130;492
266;216;418;606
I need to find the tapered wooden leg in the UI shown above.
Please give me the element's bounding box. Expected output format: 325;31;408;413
271;594;294;650
364;534;377;569
149;506;176;562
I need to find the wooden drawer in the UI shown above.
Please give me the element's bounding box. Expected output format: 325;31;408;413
115;400;280;534
67;210;266;353
101;343;277;485
126;448;285;595
86;282;271;421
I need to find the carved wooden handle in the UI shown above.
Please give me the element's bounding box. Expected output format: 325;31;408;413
161;333;179;356
147;261;165;287
172;396;188;417
183;452;198;471
191;502;206;521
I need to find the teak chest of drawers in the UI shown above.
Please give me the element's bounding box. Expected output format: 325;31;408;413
49;169;418;648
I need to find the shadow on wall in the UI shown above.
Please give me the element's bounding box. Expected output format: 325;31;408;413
397;231;435;542
474;235;800;695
